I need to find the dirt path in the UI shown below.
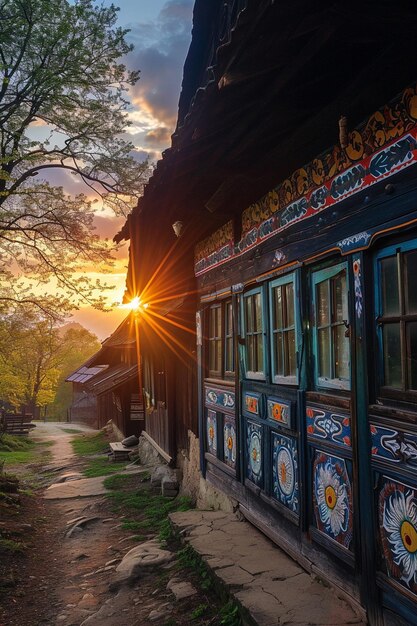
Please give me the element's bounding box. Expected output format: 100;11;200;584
0;423;225;626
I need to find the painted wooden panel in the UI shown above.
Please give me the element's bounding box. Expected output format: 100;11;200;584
312;451;353;550
272;432;299;514
223;416;237;469
371;423;417;467
205;385;235;413
243;391;261;418
246;421;263;486
206;409;217;456
379;477;417;597
306;406;352;449
267;397;291;427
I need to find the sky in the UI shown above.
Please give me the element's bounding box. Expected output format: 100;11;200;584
70;0;194;339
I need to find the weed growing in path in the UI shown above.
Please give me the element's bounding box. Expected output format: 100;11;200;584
83;458;128;478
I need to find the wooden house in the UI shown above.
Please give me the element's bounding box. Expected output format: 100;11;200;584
66;314;144;436
115;1;417;623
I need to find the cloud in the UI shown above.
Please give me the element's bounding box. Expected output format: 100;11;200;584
126;0;193;133
144;126;171;148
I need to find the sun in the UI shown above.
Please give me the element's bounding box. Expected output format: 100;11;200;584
120;296;141;310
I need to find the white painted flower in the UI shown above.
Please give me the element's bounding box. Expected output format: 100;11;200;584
315;461;348;536
383;489;417;586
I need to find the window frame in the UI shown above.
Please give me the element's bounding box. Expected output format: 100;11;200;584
374;239;417;402
311;261;350;391
207;303;222;378
206;299;235;380
241;286;266;381
269;272;299;385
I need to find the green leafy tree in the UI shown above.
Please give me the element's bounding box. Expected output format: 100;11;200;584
0;314;100;418
0;0;149;317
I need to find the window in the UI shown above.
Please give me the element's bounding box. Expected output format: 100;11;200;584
208;304;222;376
225;300;234;374
207;300;234;378
243;288;265;379
269;274;297;384
312;263;350;390
376;241;417;398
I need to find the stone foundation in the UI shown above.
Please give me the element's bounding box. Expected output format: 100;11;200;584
179;430;236;512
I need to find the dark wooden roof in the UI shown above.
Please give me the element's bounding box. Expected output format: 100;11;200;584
115;0;417;297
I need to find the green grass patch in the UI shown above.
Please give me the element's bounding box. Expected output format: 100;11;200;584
0;434;34;452
83;458;127;478
0;538;24;554
191;604;209;620
177;545;213;591
71;432;109;456
60;428;84;434
105;480;192;535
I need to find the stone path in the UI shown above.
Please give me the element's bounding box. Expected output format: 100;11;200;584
170;511;367;626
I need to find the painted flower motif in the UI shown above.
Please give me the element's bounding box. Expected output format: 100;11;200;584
383;489;417;586
277;447;294;496
273;404;282;421
227;436;233;450
315;460;348;537
208;426;214;441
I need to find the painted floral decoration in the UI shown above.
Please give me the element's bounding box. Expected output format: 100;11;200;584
313;453;352;548
380;482;417;591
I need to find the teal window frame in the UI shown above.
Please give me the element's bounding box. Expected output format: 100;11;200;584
312;262;350;391
374;239;417;401
269;272;299;385
241;286;267;380
208;303;222;378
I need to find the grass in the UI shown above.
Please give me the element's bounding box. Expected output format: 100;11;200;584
103;476;192;536
82;458;128;478
60;427;84;434
0;538;24;554
71;432;109;456
0;434;50;467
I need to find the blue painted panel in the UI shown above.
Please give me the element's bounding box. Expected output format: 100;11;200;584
205;385;235;412
246;421;263;486
312;451;353;550
306;405;351;448
206;409;217;456
267;397;292;427
223;416;237;469
272;432;299;514
379;476;417;597
371;423;417;467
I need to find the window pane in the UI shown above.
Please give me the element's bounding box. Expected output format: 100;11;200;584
317;281;329;326
318;327;331;378
407;322;417;390
274;331;284;375
405;251;417;314
286;329;296;376
381;256;400;316
255;293;263;332
256;335;264;372
226;302;233;335
334;271;348;323
225;337;233;372
334;324;349;380
285;283;294;327
246;297;253;332
209;341;216;371
273;287;283;330
215;307;221;336
383;323;402;388
247;335;254;371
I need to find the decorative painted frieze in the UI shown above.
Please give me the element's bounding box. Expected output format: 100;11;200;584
379;478;417;596
313;451;353;550
246;421;263;486
267;398;291;426
205;385;235;412
306;406;351;448
371;424;417;466
223;416;237;468
272;433;299;514
206;409;217;456
195;83;417;276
